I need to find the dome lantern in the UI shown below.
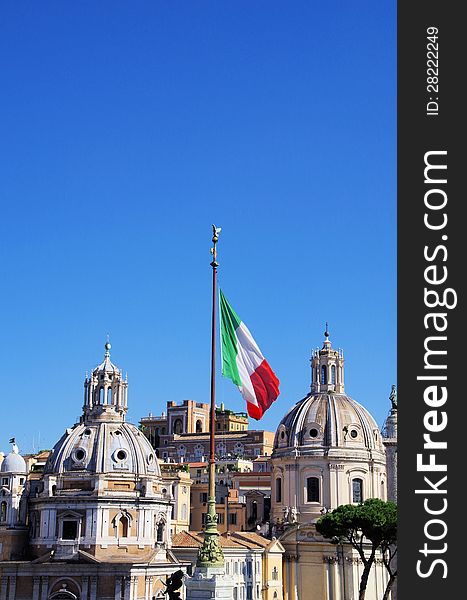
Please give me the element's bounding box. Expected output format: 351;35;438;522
82;341;128;423
310;324;344;394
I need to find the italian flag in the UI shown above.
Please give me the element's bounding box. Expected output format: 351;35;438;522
219;289;280;420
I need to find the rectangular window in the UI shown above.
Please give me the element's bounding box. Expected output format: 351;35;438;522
62;520;78;540
247;584;253;600
200;492;208;503
218;513;225;524
306;477;320;502
201;513;207;525
229;513;237;525
352;479;363;503
275;478;282;503
1;478;8;486
246;561;252;577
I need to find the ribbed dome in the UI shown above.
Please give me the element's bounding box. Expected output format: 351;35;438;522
274;393;384;453
44;421;160;477
1;452;27;474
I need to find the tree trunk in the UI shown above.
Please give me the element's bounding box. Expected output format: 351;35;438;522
358;549;376;600
382;574;397;600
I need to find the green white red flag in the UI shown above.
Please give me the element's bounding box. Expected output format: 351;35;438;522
219;289;280;420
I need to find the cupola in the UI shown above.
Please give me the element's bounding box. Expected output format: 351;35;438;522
82;341;128;423
310;324;345;394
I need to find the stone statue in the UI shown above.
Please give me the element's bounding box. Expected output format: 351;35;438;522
389;385;397;409
290;506;299;523
282;506;290;522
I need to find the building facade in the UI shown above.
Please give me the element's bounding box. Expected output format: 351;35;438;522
172;530;284;600
141;402;273;463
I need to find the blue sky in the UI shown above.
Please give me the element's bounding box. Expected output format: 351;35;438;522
0;1;396;454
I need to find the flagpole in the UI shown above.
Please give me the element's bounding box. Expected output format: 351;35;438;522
196;225;224;569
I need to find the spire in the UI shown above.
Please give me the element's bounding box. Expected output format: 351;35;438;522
105;335;111;358
322;322;332;351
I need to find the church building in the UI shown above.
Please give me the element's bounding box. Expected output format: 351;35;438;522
271;329;393;600
0;343;187;600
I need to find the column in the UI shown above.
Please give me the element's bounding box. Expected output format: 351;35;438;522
85;508;93;540
123;577;131;600
130;576;138;600
0;577;8;600
40;576;49;600
114;577;122;600
89;576;98;600
81;576;89;600
32;577;41;600
7;577;16;600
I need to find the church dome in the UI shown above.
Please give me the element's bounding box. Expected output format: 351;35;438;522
274;392;384;453
271;330;388;525
44;343;160;477
1;451;27;474
274;326;383;454
44;420;160;476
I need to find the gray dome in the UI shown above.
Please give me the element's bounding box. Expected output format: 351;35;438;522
274;393;384;453
1;452;27;474
44;421;160;477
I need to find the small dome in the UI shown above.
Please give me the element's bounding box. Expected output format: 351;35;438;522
274;393;384;453
44;421;160;477
93;342;120;376
1;452;27;474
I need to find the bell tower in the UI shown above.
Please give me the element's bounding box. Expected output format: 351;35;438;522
310;324;345;394
82;341;128;423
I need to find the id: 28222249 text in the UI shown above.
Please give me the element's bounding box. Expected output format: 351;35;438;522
426;26;439;116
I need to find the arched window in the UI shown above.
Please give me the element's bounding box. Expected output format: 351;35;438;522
0;501;7;522
275;478;282;503
331;365;336;384
196;419;203;433
306;477;320;502
352;478;363;503
118;514;129;538
321;365;327;384
173;418;183;434
107;387;112;404
157;520;165;542
99;387;105;403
